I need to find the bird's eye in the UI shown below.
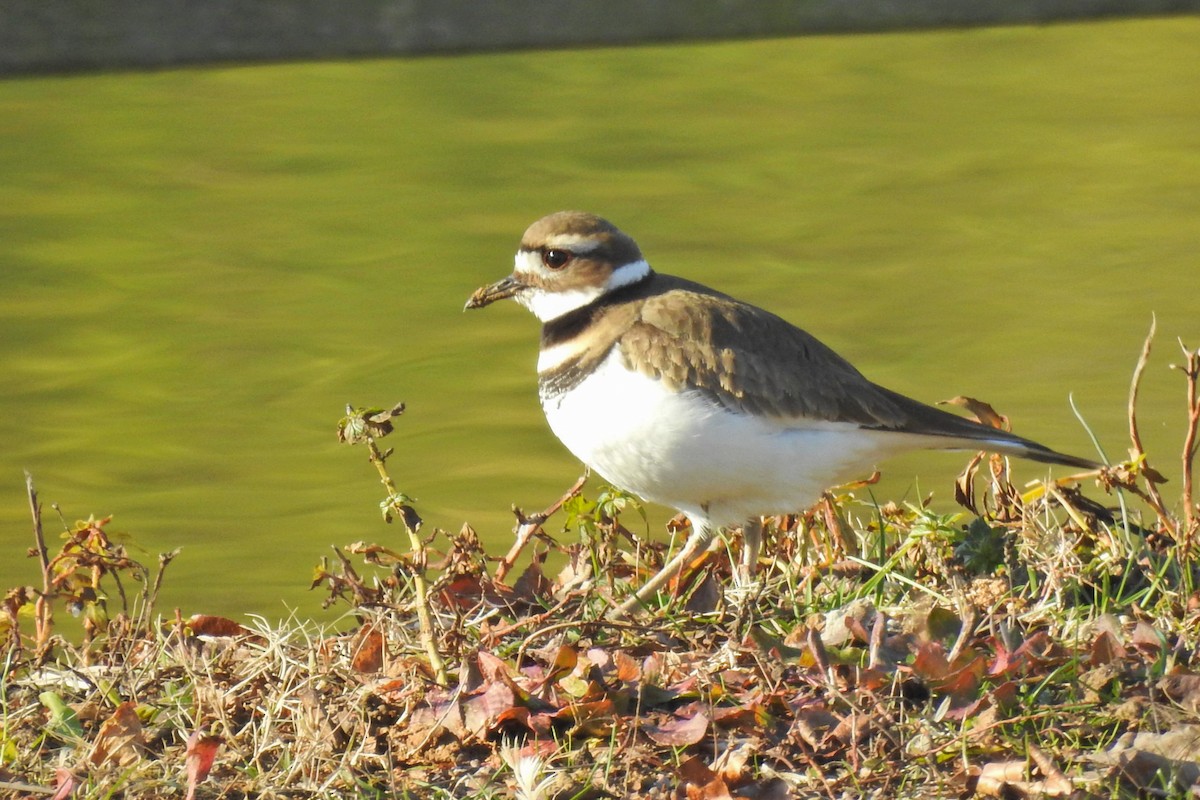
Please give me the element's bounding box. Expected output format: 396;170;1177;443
541;248;573;270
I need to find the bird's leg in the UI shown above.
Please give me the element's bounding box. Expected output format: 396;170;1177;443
609;522;713;620
737;516;764;585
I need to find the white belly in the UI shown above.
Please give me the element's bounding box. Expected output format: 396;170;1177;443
541;351;914;527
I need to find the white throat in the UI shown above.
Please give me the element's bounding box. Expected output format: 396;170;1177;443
517;258;651;323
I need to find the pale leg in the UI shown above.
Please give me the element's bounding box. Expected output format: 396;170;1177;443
609;519;713;620
738;516;763;584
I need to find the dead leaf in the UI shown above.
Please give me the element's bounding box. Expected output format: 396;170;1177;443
88;701;144;767
512;557;552;602
184;731;221;800
685;777;735;800
542;644;579;686
1091;724;1200;792
679;756;736;799
912;641;951;681
1158;672;1200;711
462;679;517;739
49;768;78;800
711;740;756;783
1089;629;1128;666
186;614;254;639
1028;742;1074;796
684;569;720;614
830;712;873;746
1131;621;1164;657
820;598;875;647
975;760;1028;797
407;687;467;743
351;626;385;673
614;650;641;683
554;698;616;737
644;708;710;746
940;396;1009;430
678;754;717;785
790;706;839;749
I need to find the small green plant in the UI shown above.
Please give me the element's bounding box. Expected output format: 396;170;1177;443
6;473;177;661
333;402;446;684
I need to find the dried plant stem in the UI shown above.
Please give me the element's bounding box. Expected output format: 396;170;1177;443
1176;338;1199;550
365;437;446;684
495;473;588;583
25;472;53;655
1128;317;1175;536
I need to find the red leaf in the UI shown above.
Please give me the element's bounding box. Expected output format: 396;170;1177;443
912;641;951;681
463;680;517;739
184;731;221;800
186;615;253;639
935;652;987;700
553;699;617;736
988;639;1016;677
49;769;78;800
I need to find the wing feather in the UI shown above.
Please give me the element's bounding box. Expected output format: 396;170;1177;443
614;275;1096;469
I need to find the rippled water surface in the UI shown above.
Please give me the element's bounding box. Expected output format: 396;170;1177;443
1;17;1197;619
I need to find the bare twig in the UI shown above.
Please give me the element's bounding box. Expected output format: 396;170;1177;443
1128;316;1155;464
1128;317;1175;536
26;472;48;576
494;473;588;583
1175;338;1199;549
26;472;53;654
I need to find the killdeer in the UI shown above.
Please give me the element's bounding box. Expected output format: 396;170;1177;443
466;211;1097;617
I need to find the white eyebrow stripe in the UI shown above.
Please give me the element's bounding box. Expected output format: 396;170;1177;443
543;233;604;252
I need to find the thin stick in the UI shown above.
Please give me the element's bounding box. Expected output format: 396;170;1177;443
1128;316;1174;534
25;472;53;653
494;473;588;583
1177;338;1199;548
26;472;48;582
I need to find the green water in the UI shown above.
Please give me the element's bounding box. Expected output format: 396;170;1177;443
1;17;1197;620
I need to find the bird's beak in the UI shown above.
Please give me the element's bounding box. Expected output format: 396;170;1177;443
464;275;525;310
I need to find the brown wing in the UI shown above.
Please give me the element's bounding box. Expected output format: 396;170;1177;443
619;276;913;426
616;275;1097;469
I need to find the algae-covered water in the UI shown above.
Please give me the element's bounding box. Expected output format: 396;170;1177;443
1;17;1197;619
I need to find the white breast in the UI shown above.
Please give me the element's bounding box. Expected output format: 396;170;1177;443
540;350;915;527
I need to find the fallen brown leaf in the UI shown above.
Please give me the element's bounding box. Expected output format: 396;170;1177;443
645;708;710;746
88;701;144;767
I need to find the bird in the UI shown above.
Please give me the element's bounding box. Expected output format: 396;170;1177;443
465;211;1098;618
